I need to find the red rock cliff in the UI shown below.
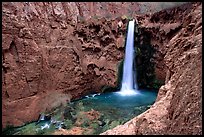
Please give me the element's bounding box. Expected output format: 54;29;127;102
101;2;202;135
2;2;127;128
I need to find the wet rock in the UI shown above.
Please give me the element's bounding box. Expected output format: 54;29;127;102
36;114;51;125
53;121;66;129
63;106;75;122
98;120;106;127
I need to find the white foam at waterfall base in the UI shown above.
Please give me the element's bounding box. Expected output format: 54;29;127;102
118;89;138;96
117;83;139;96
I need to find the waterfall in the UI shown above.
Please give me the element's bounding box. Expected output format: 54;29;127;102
118;19;139;96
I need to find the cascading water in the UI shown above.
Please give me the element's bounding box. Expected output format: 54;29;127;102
118;19;139;96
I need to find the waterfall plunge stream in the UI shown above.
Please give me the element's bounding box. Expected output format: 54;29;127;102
118;19;139;96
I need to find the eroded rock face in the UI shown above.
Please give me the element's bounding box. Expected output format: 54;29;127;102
2;2;126;128
101;2;202;135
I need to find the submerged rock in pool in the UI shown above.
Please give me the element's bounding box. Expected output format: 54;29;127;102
63;106;74;119
98;120;106;127
36;114;51;125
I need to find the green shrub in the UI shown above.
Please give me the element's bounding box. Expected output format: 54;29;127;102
90;122;99;129
81;117;91;127
2;125;15;135
64;119;73;129
109;121;120;129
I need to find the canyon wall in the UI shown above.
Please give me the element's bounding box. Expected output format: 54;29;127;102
101;2;202;135
2;2;198;134
2;2;127;128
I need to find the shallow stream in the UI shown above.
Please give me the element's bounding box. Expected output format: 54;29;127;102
3;89;157;135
